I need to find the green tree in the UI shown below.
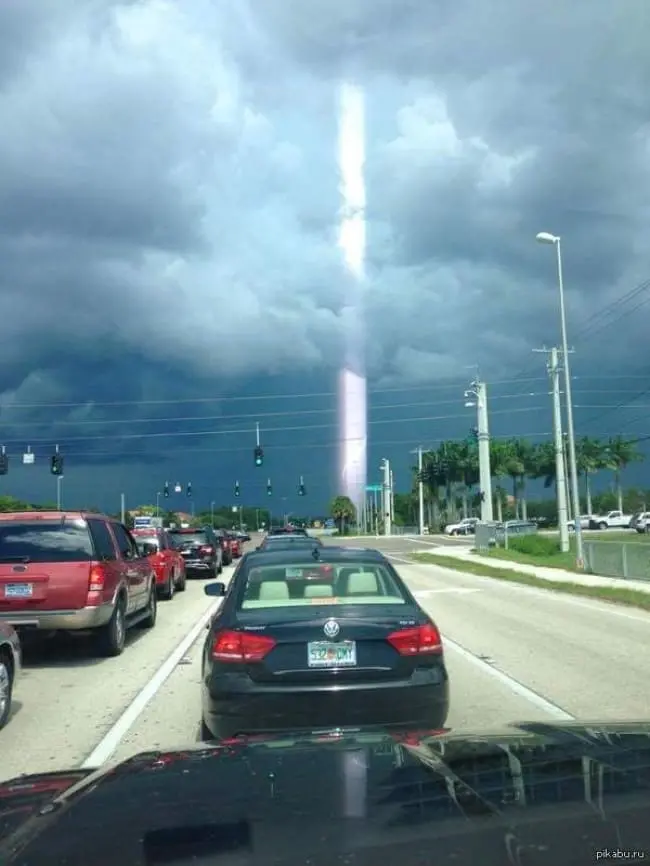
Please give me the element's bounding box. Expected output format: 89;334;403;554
602;436;642;512
330;495;356;533
575;436;606;514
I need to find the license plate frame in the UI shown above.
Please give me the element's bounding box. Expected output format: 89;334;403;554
286;568;303;578
4;583;33;599
307;640;357;668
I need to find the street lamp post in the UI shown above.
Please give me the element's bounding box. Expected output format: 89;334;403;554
536;232;584;568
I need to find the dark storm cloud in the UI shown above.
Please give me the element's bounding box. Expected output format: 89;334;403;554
0;0;649;488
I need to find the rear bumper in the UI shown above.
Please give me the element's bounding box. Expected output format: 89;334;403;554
202;676;450;740
185;559;216;577
0;602;115;631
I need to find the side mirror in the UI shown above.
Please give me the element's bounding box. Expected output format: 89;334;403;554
204;581;226;597
141;542;157;557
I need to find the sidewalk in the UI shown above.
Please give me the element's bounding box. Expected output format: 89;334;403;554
412;545;650;596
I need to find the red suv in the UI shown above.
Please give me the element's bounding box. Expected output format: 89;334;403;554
132;528;186;600
0;511;158;657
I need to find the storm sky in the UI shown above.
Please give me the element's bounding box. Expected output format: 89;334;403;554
0;0;649;511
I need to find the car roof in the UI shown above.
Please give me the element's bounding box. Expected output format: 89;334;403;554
243;545;388;564
0;510;115;522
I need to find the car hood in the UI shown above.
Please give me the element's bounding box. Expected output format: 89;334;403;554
3;720;650;865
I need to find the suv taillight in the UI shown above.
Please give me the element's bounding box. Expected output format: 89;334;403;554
87;564;106;605
199;545;214;555
211;630;276;662
387;623;442;656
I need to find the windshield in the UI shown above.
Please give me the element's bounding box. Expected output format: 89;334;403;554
1;3;646;864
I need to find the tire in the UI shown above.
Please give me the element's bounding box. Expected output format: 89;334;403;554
0;651;14;731
176;568;187;592
217;559;223;575
598;522;608;530
97;596;127;657
139;583;158;629
160;570;174;601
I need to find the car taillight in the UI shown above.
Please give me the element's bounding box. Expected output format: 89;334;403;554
211;630;276;662
87;564;106;605
387;623;442;656
320;565;333;576
199;545;214;555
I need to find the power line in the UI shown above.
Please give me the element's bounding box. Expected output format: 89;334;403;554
0;392;553;430
0;406;547;445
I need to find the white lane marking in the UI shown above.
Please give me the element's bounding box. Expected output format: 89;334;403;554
443;636;575;721
81;598;222;768
414;588;481;597
392;554;650;627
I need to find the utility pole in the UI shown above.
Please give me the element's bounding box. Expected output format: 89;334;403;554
381;458;392;536
538;348;569;552
120;493;126;524
390;469;395;525
412;446;425;535
464;378;493;521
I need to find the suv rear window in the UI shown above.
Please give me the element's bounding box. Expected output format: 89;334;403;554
169;531;208;545
0;520;94;563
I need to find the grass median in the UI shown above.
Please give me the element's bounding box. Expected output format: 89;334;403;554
410;552;650;612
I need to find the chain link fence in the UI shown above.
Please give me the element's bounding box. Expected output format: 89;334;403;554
584;541;650;581
475;521;539;553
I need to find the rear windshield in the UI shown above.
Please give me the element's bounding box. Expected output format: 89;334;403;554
262;536;320;548
0;520;94;563
239;562;407;610
169;531;208;545
133;534;160;550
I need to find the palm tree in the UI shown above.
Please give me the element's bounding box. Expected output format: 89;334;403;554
489;439;510;521
531;441;556;490
575;436;605;514
602;436;642;512
454;439;480;518
329;495;356;533
417;450;445;529
501;438;537;519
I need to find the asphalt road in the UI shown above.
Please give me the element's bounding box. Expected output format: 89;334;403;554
3;531;649;783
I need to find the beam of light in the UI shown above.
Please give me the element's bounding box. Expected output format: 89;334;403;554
337;81;367;519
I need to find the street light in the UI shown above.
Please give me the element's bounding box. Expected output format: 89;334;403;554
536;231;584;568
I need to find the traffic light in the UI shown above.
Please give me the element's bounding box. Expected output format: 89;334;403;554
163;482;169;498
469;426;479;441
266;478;272;496
50;454;64;476
254;446;264;467
186;482;192;497
0;453;7;476
234;481;240;497
298;481;306;496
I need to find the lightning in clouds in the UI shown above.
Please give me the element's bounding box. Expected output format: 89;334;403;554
336;81;367;518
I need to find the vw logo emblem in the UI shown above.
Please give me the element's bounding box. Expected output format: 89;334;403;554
323;619;340;638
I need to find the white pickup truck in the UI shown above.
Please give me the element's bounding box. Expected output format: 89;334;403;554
588;510;633;530
444;517;479;536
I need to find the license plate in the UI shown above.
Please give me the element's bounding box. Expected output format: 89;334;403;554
286;568;303;578
4;583;33;598
307;641;356;668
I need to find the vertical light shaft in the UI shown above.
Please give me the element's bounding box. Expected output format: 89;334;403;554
337;81;367;520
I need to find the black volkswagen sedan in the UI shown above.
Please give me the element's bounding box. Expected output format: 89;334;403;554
200;546;449;740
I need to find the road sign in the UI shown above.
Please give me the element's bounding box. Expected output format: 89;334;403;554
365;484;382;492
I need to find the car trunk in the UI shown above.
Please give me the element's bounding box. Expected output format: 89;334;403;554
0;561;92;611
234;609;418;686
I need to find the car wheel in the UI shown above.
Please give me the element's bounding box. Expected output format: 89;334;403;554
97;596;127;657
598;522;608;530
0;650;14;731
160;571;174;601
217;559;223;575
176;569;187;592
139;584;158;629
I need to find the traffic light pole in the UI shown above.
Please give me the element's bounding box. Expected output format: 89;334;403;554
256;422;260;447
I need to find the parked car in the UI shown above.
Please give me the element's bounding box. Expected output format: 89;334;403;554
132;528;186;600
588;510;633;530
443;517;478;536
0;622;20;731
167;527;223;578
0;511;157;657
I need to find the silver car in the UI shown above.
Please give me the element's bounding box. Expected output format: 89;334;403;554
0;622;20;730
